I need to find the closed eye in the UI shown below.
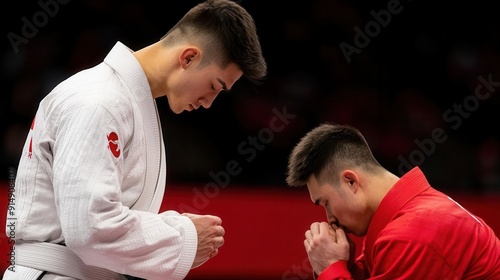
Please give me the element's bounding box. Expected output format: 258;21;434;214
314;198;328;208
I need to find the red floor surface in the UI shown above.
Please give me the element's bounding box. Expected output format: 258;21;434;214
0;181;498;279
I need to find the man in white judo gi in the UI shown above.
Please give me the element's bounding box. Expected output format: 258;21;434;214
3;0;267;279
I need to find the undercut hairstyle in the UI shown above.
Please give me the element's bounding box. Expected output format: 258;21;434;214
286;123;382;187
161;0;267;84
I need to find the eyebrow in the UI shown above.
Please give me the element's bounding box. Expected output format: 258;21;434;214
217;78;229;91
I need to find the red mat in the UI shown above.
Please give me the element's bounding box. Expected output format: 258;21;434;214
0;182;498;279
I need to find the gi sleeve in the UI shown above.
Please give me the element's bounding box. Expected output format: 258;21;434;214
51;102;197;280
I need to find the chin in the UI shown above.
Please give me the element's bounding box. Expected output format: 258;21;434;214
355;229;368;237
165;101;182;114
171;106;184;114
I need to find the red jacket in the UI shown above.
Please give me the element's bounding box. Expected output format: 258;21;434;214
319;167;500;279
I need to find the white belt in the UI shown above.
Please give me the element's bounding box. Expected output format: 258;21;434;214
15;242;126;280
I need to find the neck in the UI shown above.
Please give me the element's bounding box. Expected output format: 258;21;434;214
133;42;175;99
367;170;400;211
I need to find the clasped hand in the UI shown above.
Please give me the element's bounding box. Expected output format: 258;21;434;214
304;222;354;275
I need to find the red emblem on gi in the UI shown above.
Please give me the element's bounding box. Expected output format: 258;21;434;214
28;116;36;158
107;132;121;158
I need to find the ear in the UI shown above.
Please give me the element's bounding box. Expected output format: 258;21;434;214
179;47;200;69
341;170;359;193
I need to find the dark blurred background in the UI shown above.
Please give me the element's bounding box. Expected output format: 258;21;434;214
2;0;500;194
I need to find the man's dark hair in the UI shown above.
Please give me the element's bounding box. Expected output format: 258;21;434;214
161;0;267;84
286;123;382;187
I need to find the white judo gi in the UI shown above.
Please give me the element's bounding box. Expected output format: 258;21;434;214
4;42;198;280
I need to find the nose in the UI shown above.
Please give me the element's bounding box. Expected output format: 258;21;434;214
325;209;338;228
201;91;220;109
201;99;212;109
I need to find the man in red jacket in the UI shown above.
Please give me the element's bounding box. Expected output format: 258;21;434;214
286;122;500;279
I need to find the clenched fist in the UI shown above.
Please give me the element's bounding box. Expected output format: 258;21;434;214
182;213;225;268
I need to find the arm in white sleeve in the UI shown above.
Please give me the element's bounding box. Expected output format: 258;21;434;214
50;101;197;280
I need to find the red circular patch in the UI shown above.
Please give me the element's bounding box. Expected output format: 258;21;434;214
107;132;121;158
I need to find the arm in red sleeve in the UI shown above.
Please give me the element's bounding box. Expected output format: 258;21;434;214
317;261;352;280
317;259;367;280
371;239;458;279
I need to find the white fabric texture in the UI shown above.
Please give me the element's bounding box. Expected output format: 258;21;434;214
2;265;44;280
6;42;197;280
